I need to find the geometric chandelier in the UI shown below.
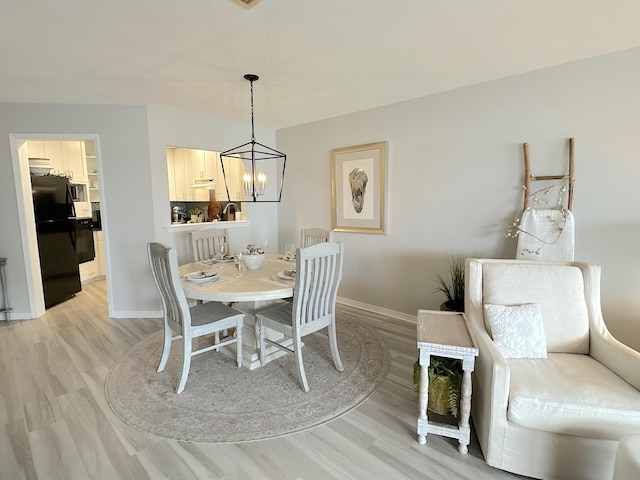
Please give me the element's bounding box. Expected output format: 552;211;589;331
219;74;287;203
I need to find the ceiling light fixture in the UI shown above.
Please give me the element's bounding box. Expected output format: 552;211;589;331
231;0;263;8
220;74;287;203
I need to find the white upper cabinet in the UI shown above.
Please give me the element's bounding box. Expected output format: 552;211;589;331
29;140;88;183
66;141;88;182
190;149;210;201
167;147;177;201
85;141;100;202
26;140;46;159
167;147;244;202
42;140;64;173
167;147;197;201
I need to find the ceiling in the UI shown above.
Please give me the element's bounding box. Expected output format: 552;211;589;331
2;0;640;130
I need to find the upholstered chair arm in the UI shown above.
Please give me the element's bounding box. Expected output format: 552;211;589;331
468;319;510;466
590;317;640;391
582;264;640;391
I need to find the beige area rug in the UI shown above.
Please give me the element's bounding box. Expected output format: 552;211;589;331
105;312;389;443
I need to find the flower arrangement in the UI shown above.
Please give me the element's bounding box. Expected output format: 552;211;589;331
243;243;265;255
504;177;571;256
241;243;266;269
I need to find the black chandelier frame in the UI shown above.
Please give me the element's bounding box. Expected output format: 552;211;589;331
219;74;287;203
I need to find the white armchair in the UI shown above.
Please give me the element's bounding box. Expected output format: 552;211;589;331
466;258;640;480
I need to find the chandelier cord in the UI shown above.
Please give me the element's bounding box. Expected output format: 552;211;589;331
249;79;256;143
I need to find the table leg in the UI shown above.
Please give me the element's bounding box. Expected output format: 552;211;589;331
457;368;472;454
417;354;429;445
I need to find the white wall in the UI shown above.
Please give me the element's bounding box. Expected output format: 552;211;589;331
0;103;280;319
145;106;279;265
276;47;640;350
2;50;639;350
0;104;155;318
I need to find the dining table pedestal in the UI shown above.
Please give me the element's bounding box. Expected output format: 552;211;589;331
180;254;296;369
223;299;297;369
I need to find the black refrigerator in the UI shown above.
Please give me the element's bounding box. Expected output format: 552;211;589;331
31;175;82;308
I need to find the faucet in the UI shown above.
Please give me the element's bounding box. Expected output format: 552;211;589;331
222;202;238;220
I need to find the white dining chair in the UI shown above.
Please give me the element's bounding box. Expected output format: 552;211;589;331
191;228;229;261
256;242;344;392
147;242;244;394
300;228;334;247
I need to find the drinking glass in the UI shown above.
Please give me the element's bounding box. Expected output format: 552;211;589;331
215;238;227;260
285;243;295;261
234;250;244;277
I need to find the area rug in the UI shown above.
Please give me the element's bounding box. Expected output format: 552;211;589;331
105;312;389;443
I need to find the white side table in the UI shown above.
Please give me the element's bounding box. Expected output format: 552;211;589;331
416;309;478;454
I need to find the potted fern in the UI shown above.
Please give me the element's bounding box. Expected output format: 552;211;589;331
412;254;465;417
413;356;462;417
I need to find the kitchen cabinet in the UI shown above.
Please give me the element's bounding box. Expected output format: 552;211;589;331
26;140;46;159
167;147;194;201
85;142;100;202
79;231;105;283
167;147;245;202
222;157;245;201
79;257;99;283
27;140;88;183
67;141;88;182
43;141;64;173
190;149;213;201
96;230;105;276
177;148;191;201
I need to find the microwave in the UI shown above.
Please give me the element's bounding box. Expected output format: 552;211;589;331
69;183;87;202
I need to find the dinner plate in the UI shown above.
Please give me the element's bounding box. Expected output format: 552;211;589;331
184;270;219;283
277;270;296;281
212;257;234;264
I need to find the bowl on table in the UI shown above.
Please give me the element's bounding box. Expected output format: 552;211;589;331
243;253;265;270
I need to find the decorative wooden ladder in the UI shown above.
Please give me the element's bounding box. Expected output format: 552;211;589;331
522;137;575;211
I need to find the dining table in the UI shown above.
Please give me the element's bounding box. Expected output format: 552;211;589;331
179;253;296;369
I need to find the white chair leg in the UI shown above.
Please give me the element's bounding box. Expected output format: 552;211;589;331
258;320;266;367
236;323;243;368
214;331;221;351
294;340;309;392
157;327;172;373
176;338;193;394
328;321;344;372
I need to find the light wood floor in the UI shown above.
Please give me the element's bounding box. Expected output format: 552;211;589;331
0;281;525;480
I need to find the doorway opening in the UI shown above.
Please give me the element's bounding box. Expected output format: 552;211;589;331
10;133;113;319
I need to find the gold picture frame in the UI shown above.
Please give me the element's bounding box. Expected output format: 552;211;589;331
331;141;386;234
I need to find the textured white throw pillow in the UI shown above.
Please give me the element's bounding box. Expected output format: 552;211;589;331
484;303;547;359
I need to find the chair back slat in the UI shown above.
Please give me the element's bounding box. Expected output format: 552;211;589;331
300;228;334;247
191;229;229;261
147;242;191;333
293;242;343;329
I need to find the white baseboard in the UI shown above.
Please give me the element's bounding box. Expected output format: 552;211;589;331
0;312;31;321
337;297;416;324
8;302;415;323
116;301;417;323
111;310;162;319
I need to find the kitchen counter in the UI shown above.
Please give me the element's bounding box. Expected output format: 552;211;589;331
164;220;249;232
